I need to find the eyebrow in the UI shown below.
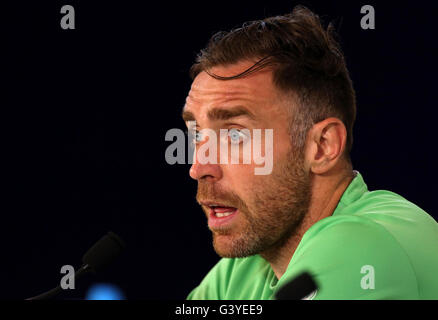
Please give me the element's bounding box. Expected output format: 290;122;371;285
181;109;196;122
182;105;256;122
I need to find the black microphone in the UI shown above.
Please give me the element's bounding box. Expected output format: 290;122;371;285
275;271;318;300
26;231;126;300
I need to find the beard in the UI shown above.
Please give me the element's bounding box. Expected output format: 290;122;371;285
196;148;312;258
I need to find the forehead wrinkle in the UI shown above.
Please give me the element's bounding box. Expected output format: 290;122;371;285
188;70;273;107
190;75;255;94
186;69;280;123
186;88;277;124
187;88;257;111
189;86;251;101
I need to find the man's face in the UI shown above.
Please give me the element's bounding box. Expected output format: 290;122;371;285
183;61;312;258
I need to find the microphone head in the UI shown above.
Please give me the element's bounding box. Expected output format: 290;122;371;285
82;231;126;273
275;271;318;300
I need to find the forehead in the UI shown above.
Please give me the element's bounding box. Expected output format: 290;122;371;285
186;62;281;112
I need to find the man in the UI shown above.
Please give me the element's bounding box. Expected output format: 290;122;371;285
182;6;438;299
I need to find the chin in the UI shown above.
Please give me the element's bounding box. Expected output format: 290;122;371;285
212;233;256;258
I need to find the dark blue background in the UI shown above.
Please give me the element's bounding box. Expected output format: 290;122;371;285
1;0;436;299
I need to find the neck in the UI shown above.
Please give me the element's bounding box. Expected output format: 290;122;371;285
260;169;355;280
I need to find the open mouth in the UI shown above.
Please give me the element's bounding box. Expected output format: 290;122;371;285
210;205;236;217
202;202;239;228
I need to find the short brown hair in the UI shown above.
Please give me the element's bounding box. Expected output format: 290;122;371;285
190;6;356;157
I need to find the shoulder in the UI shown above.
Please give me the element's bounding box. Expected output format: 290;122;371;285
282;214;420;299
342;188;436;228
296;213;414;269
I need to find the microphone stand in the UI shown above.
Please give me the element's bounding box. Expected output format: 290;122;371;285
26;264;92;300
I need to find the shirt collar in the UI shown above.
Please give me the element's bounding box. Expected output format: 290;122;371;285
332;170;368;216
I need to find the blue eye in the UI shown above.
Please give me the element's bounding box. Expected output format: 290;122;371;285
195;131;202;142
227;129;247;144
185;129;202;146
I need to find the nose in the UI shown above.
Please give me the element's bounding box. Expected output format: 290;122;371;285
189;151;223;182
189;162;223;181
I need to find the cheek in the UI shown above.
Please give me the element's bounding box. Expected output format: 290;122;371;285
221;164;256;199
274;128;293;158
222;163;254;182
223;164;274;203
254;126;292;176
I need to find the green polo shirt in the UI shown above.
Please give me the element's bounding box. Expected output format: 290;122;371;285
187;171;438;299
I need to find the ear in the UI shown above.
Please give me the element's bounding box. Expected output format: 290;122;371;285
305;118;348;175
